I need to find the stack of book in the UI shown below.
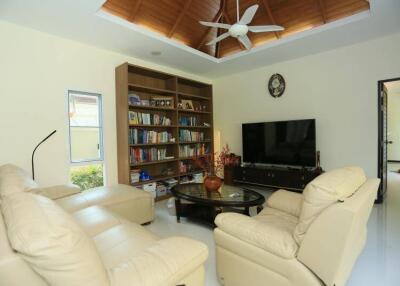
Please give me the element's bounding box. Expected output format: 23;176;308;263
128;94;141;106
130;169;141;184
179;143;208;157
129;129;173;144
128;111;171;126
130;147;172;164
179;130;205;142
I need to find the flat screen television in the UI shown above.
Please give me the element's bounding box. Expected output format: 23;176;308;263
242;119;316;167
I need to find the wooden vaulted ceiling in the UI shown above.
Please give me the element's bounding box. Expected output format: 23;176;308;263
102;0;370;58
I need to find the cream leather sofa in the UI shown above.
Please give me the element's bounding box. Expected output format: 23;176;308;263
0;164;154;224
0;164;208;286
214;166;380;286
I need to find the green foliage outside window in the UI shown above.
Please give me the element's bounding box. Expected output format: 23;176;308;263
71;164;104;190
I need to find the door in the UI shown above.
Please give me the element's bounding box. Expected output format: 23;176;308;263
378;84;388;203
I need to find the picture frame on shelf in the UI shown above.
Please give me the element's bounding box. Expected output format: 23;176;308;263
151;96;174;108
181;99;194;110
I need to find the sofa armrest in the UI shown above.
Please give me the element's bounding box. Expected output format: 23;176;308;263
267;189;303;217
108;236;208;286
31;184;81;200
215;213;298;259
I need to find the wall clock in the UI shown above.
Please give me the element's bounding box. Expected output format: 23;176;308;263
268;73;285;98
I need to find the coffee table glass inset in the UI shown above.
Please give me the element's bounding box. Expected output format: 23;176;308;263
171;183;265;226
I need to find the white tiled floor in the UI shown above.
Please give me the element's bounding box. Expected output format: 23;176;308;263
146;173;400;286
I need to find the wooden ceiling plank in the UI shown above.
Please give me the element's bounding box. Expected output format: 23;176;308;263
216;0;227;58
167;0;193;38
128;0;143;22
196;5;224;49
260;0;280;39
317;0;327;24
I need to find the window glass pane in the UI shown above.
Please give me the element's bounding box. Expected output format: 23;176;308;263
70;164;104;190
70;127;101;162
69;93;100;127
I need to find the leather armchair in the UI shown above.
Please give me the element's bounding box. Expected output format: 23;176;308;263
214;166;380;286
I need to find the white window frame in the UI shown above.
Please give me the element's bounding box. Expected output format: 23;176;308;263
67;90;104;165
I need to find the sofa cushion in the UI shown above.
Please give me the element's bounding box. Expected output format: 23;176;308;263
0;164;38;198
1;192;109;286
215;209;299;259
294;166;367;244
108;236;208;286
267;189;303;217
93;222;159;269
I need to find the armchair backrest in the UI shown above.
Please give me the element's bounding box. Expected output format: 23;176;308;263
297;178;379;286
294;166;367;243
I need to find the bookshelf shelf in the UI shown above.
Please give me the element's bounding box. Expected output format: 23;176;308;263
130;158;178;167
116;63;213;201
179;170;205;176
178;109;211;114
179;154;211;161
132;174;178;186
129;105;176;112
178;125;211;129
155;194;173;202
129;124;178;128
178;92;210;100
129;142;176;147
179;140;212;144
128;83;176;95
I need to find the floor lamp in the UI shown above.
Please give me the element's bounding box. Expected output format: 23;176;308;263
31;130;57;180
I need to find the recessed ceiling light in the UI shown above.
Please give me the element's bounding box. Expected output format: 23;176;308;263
151;51;162;56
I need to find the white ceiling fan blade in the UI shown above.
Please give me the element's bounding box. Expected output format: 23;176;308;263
206;32;230;46
239;4;259;25
199;21;231;30
248;25;285;33
238;35;252;50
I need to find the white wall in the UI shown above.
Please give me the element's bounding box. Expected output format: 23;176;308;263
213;33;400;177
0;20;209;187
388;88;400;161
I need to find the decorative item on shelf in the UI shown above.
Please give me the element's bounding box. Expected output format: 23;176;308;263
139;170;151;182
181;99;194;110
177;102;183;109
151;96;174;108
128;94;141;106
268;73;286;98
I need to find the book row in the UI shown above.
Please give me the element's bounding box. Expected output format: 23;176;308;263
179;130;205;142
130;147;172;164
128;111;172;126
129;129;173;144
179;143;209;157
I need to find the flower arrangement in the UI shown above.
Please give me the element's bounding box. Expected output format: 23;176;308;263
193;144;238;192
193;144;232;177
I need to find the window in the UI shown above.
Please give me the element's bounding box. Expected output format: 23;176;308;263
68;91;104;189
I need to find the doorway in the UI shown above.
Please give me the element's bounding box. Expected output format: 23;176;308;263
378;78;400;203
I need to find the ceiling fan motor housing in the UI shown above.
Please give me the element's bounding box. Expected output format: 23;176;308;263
229;24;249;37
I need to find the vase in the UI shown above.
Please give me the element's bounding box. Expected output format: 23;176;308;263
204;175;222;192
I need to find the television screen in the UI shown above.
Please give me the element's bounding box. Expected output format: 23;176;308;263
242;119;316;167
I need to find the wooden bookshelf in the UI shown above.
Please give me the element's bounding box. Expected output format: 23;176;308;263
116;63;214;201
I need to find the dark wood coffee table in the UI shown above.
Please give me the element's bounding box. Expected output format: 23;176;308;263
171;183;265;227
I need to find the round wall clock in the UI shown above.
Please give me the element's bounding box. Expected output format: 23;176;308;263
268;73;286;98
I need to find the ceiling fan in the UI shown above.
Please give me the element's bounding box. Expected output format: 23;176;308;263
199;0;284;50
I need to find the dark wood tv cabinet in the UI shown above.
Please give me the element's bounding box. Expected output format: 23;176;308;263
228;165;323;192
